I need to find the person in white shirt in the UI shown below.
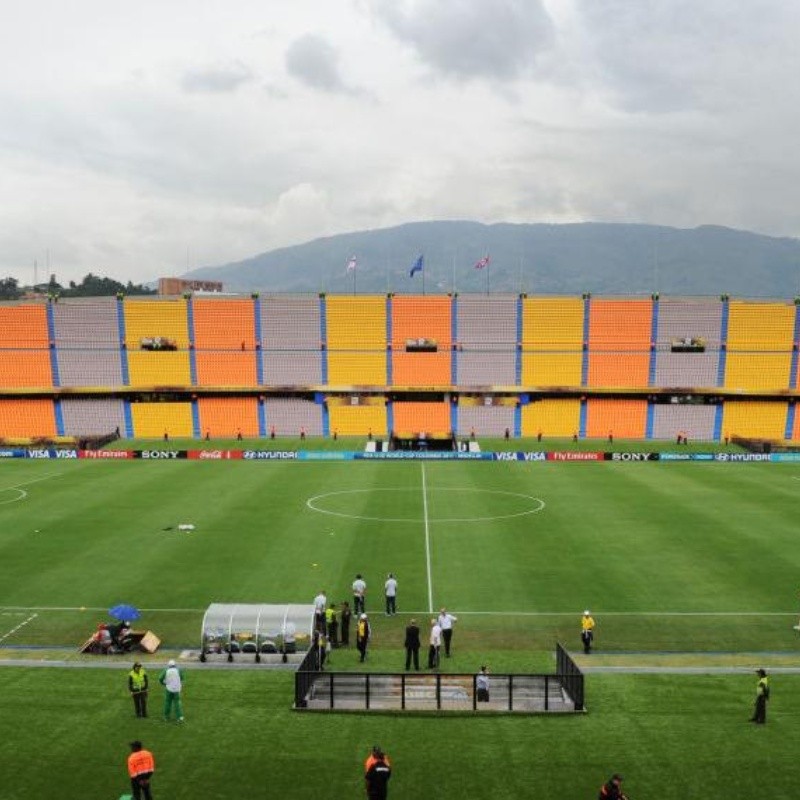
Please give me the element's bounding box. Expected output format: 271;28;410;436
352;574;367;614
428;619;442;669
437;608;458;658
384;573;398;616
158;659;184;722
313;590;327;632
476;665;490;702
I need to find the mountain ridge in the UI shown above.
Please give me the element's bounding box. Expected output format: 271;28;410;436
182;221;800;297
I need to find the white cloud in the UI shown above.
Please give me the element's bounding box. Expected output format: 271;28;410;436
1;0;800;286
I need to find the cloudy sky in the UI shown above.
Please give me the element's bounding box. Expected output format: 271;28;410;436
2;0;799;286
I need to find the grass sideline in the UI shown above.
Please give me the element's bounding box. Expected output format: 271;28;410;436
0;450;797;799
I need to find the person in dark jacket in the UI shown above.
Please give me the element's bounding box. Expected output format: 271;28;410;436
365;746;392;800
340;601;352;646
404;618;420;671
598;773;628;800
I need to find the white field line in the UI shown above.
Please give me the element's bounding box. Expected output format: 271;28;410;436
0;606;797;616
0;612;38;643
422;463;433;614
0;472;64;492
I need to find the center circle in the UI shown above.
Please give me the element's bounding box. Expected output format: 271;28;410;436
305;487;545;523
0;488;26;506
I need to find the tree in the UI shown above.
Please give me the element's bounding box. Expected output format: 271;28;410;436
59;274;156;297
0;277;20;300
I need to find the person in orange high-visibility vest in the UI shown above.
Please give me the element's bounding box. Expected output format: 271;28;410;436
127;740;155;800
364;746;392;799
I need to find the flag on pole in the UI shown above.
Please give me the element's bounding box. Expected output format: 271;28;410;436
409;254;424;277
346;256;357;273
474;255;490;270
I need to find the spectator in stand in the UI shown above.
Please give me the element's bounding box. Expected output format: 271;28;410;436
270;424;276;440
300;426;306;440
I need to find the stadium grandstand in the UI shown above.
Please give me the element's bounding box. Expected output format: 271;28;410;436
0;292;799;445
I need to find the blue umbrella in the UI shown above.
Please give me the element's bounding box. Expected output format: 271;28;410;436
108;603;141;622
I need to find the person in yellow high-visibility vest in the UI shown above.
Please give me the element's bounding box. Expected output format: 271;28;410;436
750;668;770;724
128;662;149;718
581;610;596;654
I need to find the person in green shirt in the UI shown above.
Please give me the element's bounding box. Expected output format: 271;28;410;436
158;659;185;722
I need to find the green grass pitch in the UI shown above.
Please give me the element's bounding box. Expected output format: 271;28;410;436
1;446;799;798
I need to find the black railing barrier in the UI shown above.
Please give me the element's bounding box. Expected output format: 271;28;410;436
293;647;321;708
294;644;585;712
556;642;585;711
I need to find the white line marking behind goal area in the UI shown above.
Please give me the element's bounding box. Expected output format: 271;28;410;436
0;613;38;643
422;463;434;614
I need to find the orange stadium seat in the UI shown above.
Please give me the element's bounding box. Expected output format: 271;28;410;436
0;305;49;348
193;298;256;349
0;352;53;389
392;402;450;435
0;399;56;438
197;397;260;438
586;398;647;439
0;305;53;388
392;297;452;386
587;299;651;388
